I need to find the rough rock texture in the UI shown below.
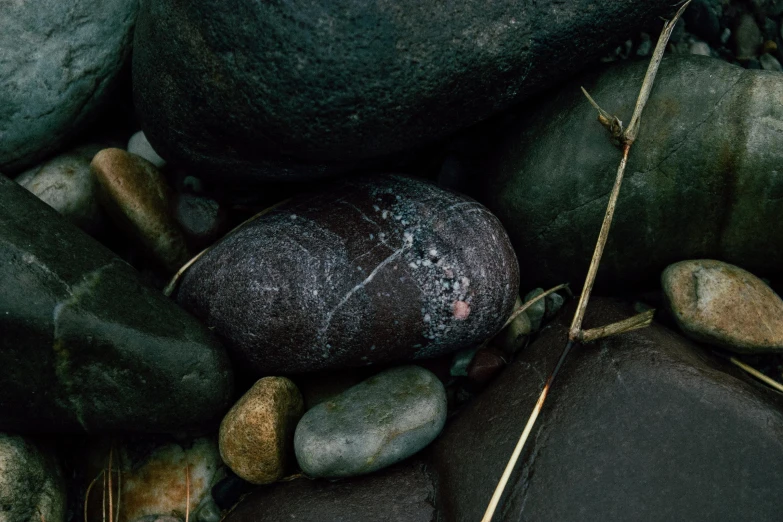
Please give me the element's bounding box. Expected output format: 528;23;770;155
15;143;104;234
432;298;783;521
0;175;233;433
92;148;190;272
295;366;446;478
0;434;66;522
85;437;224;522
219;377;304;485
1;0;138;173
223;458;436;522
177;175;519;374
480;56;783;290
133;0;676;181
663;259;783;353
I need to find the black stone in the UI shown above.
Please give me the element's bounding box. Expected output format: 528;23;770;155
176;175;519;374
133;0;677;181
0;175;233;433
432;298;783;521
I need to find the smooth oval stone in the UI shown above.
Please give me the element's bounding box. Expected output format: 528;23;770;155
294;366;446;478
175;193;226;250
480;56;783;290
15;143;104;234
0;175;233;433
663;259;783;353
177;175;519;374
133;0;676;181
128;130;166;168
0;0;137;173
0;433;66;522
92;148;190;272
219;377;304;485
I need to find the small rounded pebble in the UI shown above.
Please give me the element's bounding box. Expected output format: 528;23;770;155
494;296;532;354
219;377;304;485
467;346;507;386
128;130;166;168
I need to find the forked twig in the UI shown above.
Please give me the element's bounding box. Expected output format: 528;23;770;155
481;3;691;520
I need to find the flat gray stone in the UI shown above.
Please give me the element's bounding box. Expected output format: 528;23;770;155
294;366;446;478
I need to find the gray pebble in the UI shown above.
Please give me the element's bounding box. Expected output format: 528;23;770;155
128;130;166;168
760;53;783;72
523;288;546;331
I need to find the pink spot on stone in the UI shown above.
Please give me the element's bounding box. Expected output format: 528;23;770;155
453;301;470;320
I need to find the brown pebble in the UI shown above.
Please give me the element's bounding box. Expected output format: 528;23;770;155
467;346;507;386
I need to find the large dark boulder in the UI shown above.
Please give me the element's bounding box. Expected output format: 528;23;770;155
0;175;233;433
480;56;783;290
432;298;783;521
132;0;677;181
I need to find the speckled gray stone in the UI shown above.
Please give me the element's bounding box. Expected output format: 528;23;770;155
133;0;677;181
481;56;783;290
294;366;446;478
176;175;519;374
0;433;66;522
0;0;138;173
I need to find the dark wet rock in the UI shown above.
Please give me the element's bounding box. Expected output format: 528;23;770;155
432;298;783;521
523;288;547;331
219;377;304;485
684;0;722;43
466;346;507;386
663;259;783;353
133;0;677;181
293;369;368;411
174;193;226;250
481;56;783;291
735;13;763;59
0;433;66;522
210;471;255;511
92;148;191;272
177;175;519;374
223;458;436;522
450;347;479;378
1;0;137;173
0;175;233;433
294;366;446;478
15;143;104;234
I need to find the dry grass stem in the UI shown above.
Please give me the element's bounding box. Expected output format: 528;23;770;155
185;464;191;522
576;309;655;343
164;198;292;296
482;2;692;520
84;470;104;522
730;357;783;394
108;446;113;522
502;283;569;331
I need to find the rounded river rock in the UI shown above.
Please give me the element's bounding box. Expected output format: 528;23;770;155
294;366;447;478
176;175;519;374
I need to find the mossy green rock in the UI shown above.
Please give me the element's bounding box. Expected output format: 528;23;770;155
294;366;446;478
0;175;233;433
481;56;783;290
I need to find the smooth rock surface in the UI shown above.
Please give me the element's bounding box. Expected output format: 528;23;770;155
223;458;436;522
0;434;66;522
0;175;233;433
295;366;446;478
663;259;783;352
133;0;676;181
177;175;519;374
481;56;783;290
1;0;137;173
128;131;166;168
174;193;226;250
15;144;104;234
92;148;190;272
432;298;783;521
219;377;304;485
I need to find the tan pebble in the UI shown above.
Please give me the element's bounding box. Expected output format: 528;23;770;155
219;377;304;485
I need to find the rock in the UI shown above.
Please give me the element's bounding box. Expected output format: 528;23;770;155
735;13;763;59
91;148;190;272
128;131;166;168
432;298;783;521
493;296;532;354
293;369;368;411
523;288;547;331
0;434;66;522
15;144;104;234
219;377;304;485
174;193;226;250
85;437;224;522
450;347;479;377
636;33;653;57
0;175;233;433
225;459;435;522
466;346;507;386
690;41;713;56
662;259;783;353
294;366;446;478
133;0;677;181
481;56;783;291
760;52;783;71
210;471;256;511
176;175;519;374
544;291;565;320
0;0;137;173
684;0;721;43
